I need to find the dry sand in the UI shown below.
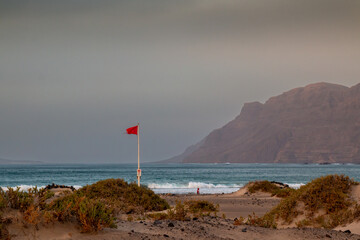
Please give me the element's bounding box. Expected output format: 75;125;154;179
7;186;360;240
161;191;279;219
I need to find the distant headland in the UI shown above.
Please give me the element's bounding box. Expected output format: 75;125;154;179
0;158;43;165
164;82;360;164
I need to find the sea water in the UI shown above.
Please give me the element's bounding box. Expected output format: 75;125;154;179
1;163;360;194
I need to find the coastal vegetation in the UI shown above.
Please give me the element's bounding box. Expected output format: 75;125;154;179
247;180;295;198
0;178;170;236
242;175;360;229
73;178;169;213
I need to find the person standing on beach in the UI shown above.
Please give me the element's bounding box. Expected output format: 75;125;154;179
197;188;200;194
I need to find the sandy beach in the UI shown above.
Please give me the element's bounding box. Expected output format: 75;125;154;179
161;191;280;219
7;187;360;240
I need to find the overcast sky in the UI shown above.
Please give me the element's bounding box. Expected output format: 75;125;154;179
1;0;360;163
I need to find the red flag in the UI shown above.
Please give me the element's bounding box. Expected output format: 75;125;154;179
126;125;138;135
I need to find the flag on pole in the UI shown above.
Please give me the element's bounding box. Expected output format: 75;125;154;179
126;124;141;186
126;125;138;135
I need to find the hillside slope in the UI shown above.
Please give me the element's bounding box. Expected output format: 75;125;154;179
173;82;360;163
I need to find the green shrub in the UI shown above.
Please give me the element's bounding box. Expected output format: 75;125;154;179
78;179;169;213
1;179;169;234
48;193;116;232
6;187;34;211
0;190;7;210
185;200;218;214
48;193;78;222
249;175;359;229
247;181;295;198
76;197;116;232
246;212;276;228
48;178;171;232
23;205;41;227
167;201;189;221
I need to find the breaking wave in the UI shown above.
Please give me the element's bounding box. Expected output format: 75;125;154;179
147;182;242;194
147;182;305;194
286;183;305;189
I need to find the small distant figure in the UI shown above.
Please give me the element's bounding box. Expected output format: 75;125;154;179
197;188;200;195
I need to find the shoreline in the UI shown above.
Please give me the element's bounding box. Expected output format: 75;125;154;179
1;183;306;195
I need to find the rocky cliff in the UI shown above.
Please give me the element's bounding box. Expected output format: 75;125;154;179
172;82;360;163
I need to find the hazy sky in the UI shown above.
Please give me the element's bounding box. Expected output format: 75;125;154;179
1;0;360;163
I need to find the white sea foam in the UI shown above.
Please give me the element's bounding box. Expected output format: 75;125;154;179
1;185;40;192
147;182;243;194
148;182;306;194
286;183;305;189
148;182;242;189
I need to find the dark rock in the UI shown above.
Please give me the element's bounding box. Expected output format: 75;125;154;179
242;228;247;232
164;234;169;238
181;228;185;232
325;234;331;238
344;230;351;234
45;183;75;191
154;220;162;225
193;217;198;221
168;222;174;227
270;181;290;188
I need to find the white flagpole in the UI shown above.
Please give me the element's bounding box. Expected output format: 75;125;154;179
137;123;141;186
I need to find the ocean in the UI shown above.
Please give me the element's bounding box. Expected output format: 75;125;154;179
1;163;360;194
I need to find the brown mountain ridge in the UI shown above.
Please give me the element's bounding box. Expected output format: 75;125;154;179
168;82;360;164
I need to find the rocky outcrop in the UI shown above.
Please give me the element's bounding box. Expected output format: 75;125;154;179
172;82;360;163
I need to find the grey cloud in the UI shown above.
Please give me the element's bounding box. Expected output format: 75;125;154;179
0;0;359;163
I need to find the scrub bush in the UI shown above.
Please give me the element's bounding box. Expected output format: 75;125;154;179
247;181;295;198
246;175;359;229
78;179;169;213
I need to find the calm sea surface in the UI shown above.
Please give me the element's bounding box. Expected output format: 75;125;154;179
1;163;359;194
